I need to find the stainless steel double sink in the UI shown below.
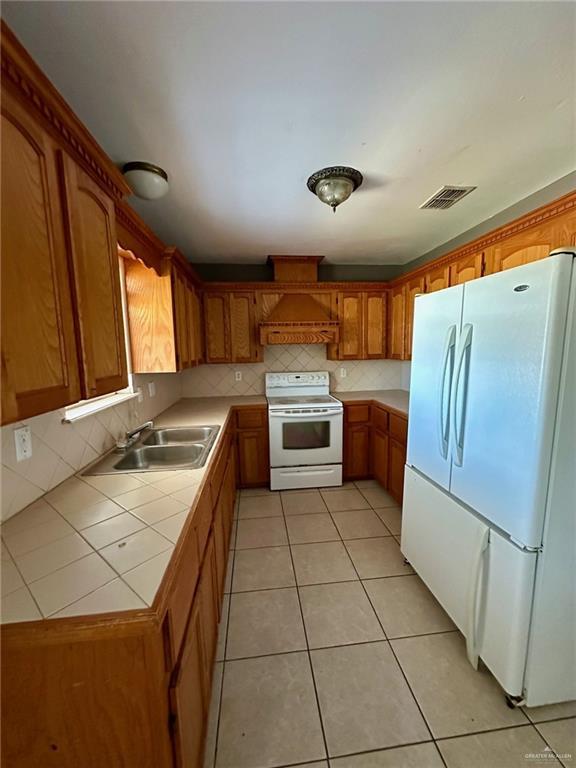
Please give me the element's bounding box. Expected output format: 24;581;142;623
82;426;220;475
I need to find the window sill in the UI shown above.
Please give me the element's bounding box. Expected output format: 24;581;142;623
62;392;139;423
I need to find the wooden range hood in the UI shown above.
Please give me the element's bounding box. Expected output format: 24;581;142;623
259;256;340;345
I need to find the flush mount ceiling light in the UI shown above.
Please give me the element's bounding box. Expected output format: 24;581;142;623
122;161;169;200
307;166;363;213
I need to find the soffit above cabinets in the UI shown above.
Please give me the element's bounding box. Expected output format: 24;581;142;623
3;1;574;264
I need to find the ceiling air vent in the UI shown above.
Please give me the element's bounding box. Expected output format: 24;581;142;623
420;185;476;210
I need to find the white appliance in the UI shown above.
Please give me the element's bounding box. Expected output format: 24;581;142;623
402;249;576;707
266;371;343;490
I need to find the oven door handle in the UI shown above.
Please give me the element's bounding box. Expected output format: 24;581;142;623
269;409;343;419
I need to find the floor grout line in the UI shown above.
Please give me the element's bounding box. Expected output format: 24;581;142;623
212;487;573;767
278;491;331;763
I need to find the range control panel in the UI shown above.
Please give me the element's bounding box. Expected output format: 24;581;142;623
265;371;330;389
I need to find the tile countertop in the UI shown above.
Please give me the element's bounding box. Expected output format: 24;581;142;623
0;396;266;626
336;389;409;417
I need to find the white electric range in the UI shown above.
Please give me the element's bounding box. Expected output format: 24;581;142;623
266;371;343;490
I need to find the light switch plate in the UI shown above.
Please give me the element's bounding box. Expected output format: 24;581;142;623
340;367;347;378
148;381;156;398
137;387;144;403
14;426;32;462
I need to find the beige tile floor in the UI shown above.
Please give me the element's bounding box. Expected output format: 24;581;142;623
204;485;576;768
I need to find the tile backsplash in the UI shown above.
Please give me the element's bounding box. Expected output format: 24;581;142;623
1;348;410;522
1;374;182;521
181;345;408;397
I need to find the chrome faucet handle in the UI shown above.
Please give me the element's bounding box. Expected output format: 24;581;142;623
116;420;153;451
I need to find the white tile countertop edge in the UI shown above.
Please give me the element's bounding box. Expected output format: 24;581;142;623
0;391;407;624
0;396;265;624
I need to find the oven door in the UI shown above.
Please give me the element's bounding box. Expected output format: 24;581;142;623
269;408;343;468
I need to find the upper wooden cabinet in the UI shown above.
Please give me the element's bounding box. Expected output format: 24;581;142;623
404;276;425;360
333;290;387;360
124;257;201;373
204;291;260;364
1;91;81;424
449;252;484;285
1;25;132;424
388;285;406;360
424;264;450;293
337;292;364;360
61;155;128;398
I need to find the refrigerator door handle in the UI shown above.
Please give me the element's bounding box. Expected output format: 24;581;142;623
466;527;490;669
437;325;457;459
450;323;473;467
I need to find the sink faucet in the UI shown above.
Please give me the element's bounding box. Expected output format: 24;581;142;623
116;420;153;451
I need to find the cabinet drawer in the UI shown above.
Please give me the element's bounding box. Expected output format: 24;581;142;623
345;404;371;424
236;408;267;429
389;413;408;444
372;406;388;434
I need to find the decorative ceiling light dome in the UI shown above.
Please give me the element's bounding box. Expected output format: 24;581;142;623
307;166;363;213
122;161;169;200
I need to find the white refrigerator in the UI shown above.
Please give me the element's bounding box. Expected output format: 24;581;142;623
401;249;576;707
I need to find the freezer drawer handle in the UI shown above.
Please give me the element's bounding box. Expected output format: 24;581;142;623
438;325;457;459
466;527;490;669
450;323;473;467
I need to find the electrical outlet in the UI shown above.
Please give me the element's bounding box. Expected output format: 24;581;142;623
148;381;156;398
14;426;32;462
137;387;144;403
235;371;242;382
340;367;347;379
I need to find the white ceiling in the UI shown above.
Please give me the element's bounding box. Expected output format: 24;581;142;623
3;1;574;265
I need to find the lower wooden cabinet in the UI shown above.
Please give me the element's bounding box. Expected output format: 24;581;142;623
169;599;207;768
236;407;270;487
343;404;371;480
388;437;407;504
372;427;389;488
1;417;240;768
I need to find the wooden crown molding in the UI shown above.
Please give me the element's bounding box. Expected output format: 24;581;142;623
1;20;130;201
204;281;390;292
389;189;576;286
163;246;203;288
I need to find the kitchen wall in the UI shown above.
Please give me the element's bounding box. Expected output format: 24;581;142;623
0;373;182;521
181;345;407;397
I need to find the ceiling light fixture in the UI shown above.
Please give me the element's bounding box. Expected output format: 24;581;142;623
122;161;169;200
307;166;363;213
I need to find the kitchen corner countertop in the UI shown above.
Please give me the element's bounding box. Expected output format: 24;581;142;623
336;389;409;416
0;396;266;626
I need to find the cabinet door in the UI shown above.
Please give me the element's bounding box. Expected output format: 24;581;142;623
486;223;560;275
230;292;258;363
204;293;231;363
170;599;206;768
364;293;387;358
338;292;364;359
404;276;426;360
61;155;128;398
1;92;81;424
197;534;219;684
344;424;371;479
373;429;389;488
387;285;405;360
449;252;483;286
192;290;204;364
425;264;450;293
237;429;269;487
388;437;407;504
173;272;192;370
